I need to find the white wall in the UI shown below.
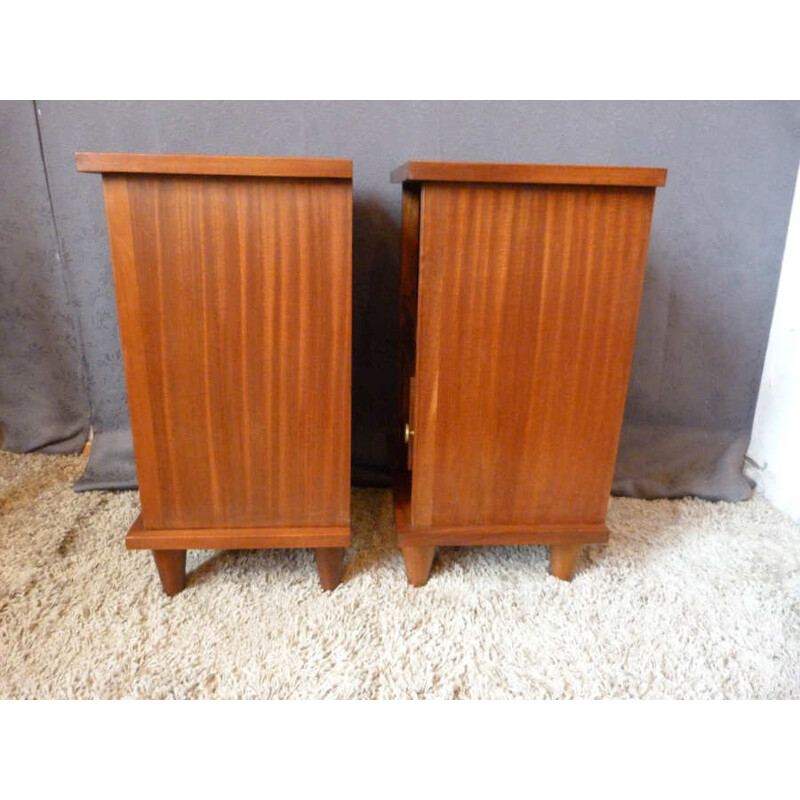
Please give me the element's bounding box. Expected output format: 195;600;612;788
747;167;800;521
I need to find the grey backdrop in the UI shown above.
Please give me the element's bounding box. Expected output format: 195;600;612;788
0;101;89;453
2;101;799;500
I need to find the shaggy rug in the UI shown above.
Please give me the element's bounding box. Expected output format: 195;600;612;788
1;451;798;699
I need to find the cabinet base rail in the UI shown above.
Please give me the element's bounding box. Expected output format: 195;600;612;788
393;474;606;586
126;514;348;595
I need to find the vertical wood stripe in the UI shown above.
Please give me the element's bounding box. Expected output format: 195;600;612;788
102;176;164;525
109;174;351;530
413;182;656;528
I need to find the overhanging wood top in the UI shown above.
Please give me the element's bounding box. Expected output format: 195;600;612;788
76;152;352;179
391;160;667;187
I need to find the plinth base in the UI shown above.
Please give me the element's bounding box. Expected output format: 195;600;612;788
126;514;349;595
392;472;608;586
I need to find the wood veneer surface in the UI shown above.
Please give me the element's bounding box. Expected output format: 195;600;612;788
391;161;667;187
78;152;352;179
103;173;352;531
125;515;350;549
410;182;656;530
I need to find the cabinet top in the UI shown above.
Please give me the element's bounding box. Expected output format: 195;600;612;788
391;161;666;187
76;153;352;179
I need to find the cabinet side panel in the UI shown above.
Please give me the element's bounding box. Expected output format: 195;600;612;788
121;175;350;529
413;182;655;527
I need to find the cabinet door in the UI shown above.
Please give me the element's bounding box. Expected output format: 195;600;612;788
411;182;655;528
105;174;351;530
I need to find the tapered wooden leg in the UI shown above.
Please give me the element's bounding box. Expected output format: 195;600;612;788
549;543;583;581
314;547;345;591
402;545;436;587
152;549;187;596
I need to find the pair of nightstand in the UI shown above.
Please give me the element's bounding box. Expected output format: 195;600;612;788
78;153;666;596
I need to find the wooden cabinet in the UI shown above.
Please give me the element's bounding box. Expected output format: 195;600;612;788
391;161;667;585
77;153;352;595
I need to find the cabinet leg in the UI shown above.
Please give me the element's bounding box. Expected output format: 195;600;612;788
152;549;187;596
314;547;345;591
549;543;583;581
402;546;436;587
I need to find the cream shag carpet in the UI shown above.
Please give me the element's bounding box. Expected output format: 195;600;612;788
1;451;798;699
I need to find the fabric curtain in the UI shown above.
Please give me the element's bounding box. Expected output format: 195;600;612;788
0;101;89;455
2;101;799;501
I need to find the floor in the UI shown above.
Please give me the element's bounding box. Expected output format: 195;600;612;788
1;450;798;699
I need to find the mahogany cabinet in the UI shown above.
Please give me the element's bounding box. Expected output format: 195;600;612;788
77;153;352;595
391;160;667;585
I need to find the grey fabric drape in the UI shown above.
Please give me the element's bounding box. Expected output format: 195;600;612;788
2;101;799;501
0;101;89;454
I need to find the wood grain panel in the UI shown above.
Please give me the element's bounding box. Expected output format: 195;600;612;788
78;152;352;179
391;161;667;187
412;182;655;529
103;174;351;531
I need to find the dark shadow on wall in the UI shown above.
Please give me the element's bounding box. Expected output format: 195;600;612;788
351;196;401;487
